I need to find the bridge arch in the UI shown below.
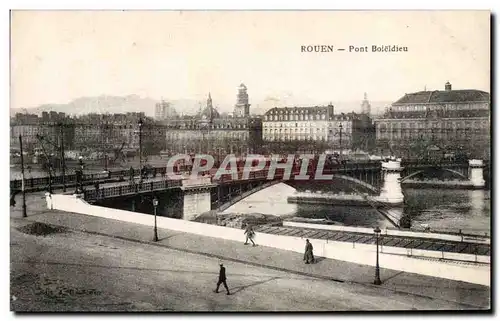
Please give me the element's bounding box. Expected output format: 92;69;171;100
218;180;292;212
217;175;379;211
330;174;379;193
400;168;468;183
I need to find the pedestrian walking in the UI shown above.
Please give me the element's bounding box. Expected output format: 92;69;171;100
214;263;230;295
303;239;315;264
244;224;256;246
94;182;100;199
129;166;135;182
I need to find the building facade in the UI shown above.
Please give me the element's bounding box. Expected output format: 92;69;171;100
164;84;262;156
10;112;72;153
72;112;166;157
11;112;166;161
154;100;177;120
374;82;491;159
262;104;374;152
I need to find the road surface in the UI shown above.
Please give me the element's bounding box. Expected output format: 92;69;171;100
10;218;477;311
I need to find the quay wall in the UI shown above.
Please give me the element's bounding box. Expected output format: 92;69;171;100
401;179;483;190
46;193;490;286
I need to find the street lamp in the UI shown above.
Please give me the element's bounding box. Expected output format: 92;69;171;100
138;118;143;184
35;134;54;194
18;135;27;218
153;197;159;242
373;226;382;285
338;123;343;152
77;156;84;193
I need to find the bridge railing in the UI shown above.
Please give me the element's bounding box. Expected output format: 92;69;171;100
85;178;183;201
10;165;173;190
213;164;381;184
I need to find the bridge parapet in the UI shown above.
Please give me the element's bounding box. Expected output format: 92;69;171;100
469;159;484;168
381;160;403;171
468;159;485;188
378;160;404;205
181;176;214;188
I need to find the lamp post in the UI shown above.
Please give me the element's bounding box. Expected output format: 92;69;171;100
36;134;54;194
78;156;84;193
373;226;382;285
339;123;343;152
19;135;27;218
153;197;159;242
138;118;143;184
59;122;66;192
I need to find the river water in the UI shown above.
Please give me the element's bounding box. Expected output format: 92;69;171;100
222;183;491;235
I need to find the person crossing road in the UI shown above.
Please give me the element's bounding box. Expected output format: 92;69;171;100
214;263;230;295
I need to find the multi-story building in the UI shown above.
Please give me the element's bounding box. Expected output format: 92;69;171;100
374;82;491;159
164;84;263;156
11;112;166;162
72;112;165;157
154;100;177;120
10;112;73;153
262;102;374;152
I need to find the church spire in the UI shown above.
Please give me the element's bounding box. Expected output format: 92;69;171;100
361;92;371;116
207;92;213;109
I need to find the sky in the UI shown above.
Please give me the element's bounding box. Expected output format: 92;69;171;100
10;10;490;110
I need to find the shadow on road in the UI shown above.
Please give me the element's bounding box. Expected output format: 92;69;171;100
11;260;287;279
382;271;405;283
229;277;280;295
313;257;326;264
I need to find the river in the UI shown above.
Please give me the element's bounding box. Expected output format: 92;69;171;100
222;183;491;235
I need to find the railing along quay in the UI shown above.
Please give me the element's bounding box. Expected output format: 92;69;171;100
254;226;491;257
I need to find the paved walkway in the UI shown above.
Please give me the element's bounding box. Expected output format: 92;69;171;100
10;196;490;309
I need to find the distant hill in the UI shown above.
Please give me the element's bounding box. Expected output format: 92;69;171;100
10;95;207;118
11;94;392;118
11;95;159;117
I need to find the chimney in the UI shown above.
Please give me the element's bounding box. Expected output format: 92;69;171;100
445;81;452;91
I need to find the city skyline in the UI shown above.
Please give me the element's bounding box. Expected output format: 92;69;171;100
11;11;490;111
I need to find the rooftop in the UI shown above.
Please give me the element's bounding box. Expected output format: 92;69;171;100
393;90;490;105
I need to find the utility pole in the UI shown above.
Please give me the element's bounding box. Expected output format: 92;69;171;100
138;118;143;184
36;135;54;194
60;123;66;192
339;123;343;152
19;135;27;218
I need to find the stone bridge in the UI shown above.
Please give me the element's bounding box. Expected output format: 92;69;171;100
54;158;487;222
11;157;488;222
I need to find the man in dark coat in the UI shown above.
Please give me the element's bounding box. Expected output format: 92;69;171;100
303;239;315;264
129;166;135;182
244;224;256;246
214;263;230;295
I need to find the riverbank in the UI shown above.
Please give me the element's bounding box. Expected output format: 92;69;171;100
402;179;485;190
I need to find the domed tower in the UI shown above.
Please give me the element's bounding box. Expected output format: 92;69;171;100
361;92;371;116
234;83;250;118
